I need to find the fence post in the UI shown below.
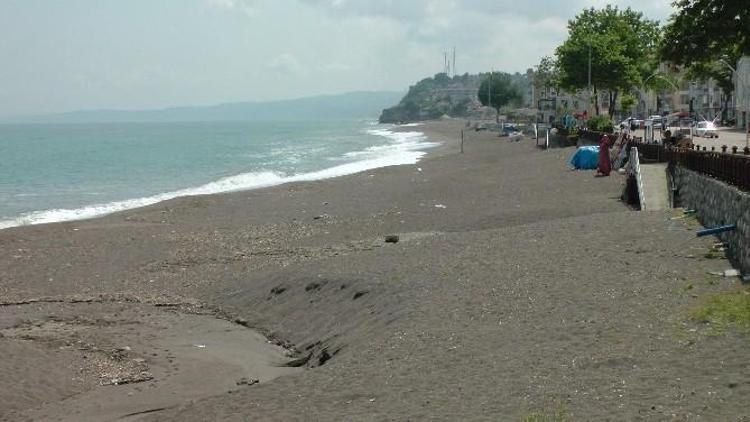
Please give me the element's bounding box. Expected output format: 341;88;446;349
722;145;728;153
744;147;750;155
732;146;738;154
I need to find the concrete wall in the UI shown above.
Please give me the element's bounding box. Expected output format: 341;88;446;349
673;166;750;274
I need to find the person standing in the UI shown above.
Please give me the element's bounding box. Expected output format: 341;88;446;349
596;134;612;176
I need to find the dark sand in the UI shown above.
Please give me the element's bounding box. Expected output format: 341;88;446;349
1;120;748;421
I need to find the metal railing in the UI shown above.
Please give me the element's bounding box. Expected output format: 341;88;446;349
629;142;750;192
574;129;750;191
672;147;750;191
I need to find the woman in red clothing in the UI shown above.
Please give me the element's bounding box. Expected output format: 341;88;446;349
596;134;612;176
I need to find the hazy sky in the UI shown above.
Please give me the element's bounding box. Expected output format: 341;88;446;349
0;0;675;116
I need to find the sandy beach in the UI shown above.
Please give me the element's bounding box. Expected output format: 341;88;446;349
1;119;748;421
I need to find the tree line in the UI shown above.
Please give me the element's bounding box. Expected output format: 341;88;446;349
525;0;748;118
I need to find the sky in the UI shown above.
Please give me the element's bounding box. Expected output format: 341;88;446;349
0;0;676;116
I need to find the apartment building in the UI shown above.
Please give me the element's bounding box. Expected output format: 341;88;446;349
736;56;750;130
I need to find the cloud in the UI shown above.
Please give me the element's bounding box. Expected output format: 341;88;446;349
268;53;306;75
0;0;678;115
317;62;353;73
206;0;257;16
296;0;675;73
300;0;675;25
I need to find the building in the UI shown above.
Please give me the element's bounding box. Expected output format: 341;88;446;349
736;56;750;130
530;61;742;125
639;64;730;121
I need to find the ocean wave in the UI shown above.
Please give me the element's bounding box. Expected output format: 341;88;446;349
344;128;438;159
0;126;437;230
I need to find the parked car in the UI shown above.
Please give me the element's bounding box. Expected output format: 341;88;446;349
618;118;644;129
501;125;519;135
695;121;719;138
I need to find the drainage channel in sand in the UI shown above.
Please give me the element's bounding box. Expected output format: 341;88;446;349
0;301;301;421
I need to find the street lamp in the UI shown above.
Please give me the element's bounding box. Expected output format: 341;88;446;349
642;71;680;115
642;71;660;117
719;58;749;148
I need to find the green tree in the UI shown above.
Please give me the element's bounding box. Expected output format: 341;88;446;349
478;72;522;122
661;0;749;61
661;0;748;120
533;56;560;99
555;6;662;116
620;93;637;115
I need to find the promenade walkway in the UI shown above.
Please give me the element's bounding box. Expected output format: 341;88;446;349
639;163;670;211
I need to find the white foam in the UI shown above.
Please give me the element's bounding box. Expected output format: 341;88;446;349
0;126;437;230
346;128;438;159
0;171;285;230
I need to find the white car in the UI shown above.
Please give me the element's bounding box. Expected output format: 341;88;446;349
618;118;644;129
648;115;663;124
695;121;718;138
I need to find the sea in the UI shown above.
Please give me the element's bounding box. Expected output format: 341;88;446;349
0;120;436;229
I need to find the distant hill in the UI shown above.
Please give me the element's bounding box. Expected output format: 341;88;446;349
379;72;531;124
7;91;404;124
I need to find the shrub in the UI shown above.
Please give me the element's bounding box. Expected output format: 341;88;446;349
588;114;614;133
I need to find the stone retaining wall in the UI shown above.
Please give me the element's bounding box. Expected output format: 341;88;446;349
673;166;750;274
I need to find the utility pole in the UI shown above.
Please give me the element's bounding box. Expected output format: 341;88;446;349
453;47;456;77
588;43;592;116
489;69;494;122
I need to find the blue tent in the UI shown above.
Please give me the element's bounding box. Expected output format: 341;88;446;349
568;146;600;170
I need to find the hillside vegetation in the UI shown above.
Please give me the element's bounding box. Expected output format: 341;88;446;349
379;72;530;124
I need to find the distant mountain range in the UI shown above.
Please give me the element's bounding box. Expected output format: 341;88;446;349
5;91;404;124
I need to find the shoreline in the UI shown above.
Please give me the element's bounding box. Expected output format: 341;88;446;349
3;119;749;420
0;120;441;231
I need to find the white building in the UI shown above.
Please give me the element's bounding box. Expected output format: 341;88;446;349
640;63;728;120
736;56;750;130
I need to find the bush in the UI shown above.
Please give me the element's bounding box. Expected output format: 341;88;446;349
587;115;614;133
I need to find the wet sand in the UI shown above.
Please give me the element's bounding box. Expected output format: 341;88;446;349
1;119;748;420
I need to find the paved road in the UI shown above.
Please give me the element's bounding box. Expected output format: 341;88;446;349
633;127;750;151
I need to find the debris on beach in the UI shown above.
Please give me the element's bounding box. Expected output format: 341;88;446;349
236;377;259;386
697;224;737;237
98;349;153;386
384;235;399;243
434;204;447;209
352;291;369;300
707;269;741;277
